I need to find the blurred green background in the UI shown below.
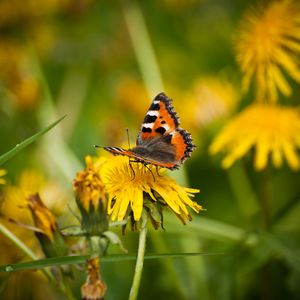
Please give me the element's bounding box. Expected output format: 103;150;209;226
1;0;300;299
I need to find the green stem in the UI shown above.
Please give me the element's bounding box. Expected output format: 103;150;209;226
129;217;148;300
260;167;271;229
259;167;271;300
88;236;100;257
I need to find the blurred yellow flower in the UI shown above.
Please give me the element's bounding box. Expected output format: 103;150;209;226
2;169;68;223
191;77;239;127
2;170;46;224
0;170;48;263
0;169;67;262
0;169;7;185
0;41;40;110
0;0;67;27
0;0;94;111
235;0;300;102
0;270;59;300
101;155;202;223
210;104;300;171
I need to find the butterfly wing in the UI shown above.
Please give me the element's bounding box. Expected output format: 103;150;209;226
134;93;195;169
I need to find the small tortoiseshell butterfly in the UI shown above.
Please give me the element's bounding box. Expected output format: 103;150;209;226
101;92;195;170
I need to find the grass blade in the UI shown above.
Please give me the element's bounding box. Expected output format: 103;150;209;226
0;252;221;273
0;115;66;166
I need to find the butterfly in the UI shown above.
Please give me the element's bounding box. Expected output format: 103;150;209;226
100;92;195;170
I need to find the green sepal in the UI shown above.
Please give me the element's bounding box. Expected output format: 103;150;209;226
76;196;109;236
102;231;128;253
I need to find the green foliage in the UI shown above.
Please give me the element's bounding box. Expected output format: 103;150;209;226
1;0;300;300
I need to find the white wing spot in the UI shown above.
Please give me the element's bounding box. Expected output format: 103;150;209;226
163;124;170;131
147;110;159;117
143;123;154;129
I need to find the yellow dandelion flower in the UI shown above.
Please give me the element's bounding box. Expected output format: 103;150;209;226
81;257;106;300
73;155;108;234
101;155;202;223
210;104;300;171
235;0;300;102
73;155;107;213
0;169;7;185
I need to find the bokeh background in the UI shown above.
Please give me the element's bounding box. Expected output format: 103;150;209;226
1;0;300;299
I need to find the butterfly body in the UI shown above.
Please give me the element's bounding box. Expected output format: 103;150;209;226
102;93;195;170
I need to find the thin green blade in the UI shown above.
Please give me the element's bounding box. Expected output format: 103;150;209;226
0;252;222;272
0;115;66;166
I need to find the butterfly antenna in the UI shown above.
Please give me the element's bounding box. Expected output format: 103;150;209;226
125;128;134;173
125;128;131;149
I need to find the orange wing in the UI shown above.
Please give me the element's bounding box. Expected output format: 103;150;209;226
137;93;178;141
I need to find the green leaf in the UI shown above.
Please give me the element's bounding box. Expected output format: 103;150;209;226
0;252;222;273
103;231;128;253
0;115;66;166
0;255;89;273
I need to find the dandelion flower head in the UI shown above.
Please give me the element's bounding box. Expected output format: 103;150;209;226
210;104;300;171
73;155;107;213
101;155;202;223
235;0;300;102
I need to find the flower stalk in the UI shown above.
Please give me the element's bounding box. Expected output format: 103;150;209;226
129;212;148;300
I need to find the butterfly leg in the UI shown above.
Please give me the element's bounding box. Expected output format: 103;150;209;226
128;160;156;181
128;158;136;180
143;163;156;181
155;165;163;177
